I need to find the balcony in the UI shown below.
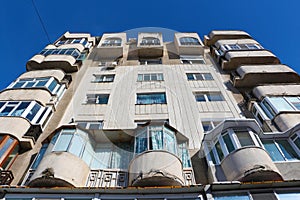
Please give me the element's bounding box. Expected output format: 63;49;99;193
204;30;252;46
253;84;300;101
221;50;280;70
28;152;90;187
96;33;126;60
232;65;300;89
221;146;283;182
174;33;204;55
137;33;163;57
128;150;184;186
27;54;80;73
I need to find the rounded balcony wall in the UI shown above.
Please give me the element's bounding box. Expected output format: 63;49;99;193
19;69;65;82
27;54;78;73
0;117;33;149
274;113;300;131
28;152;90;187
0;89;52;106
128;150;184;187
221;146;283;182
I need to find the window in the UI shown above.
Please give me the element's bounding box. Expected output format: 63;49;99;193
101;37;122;47
277;192;300;199
213;193;251;200
217;43;263;56
77;121;104;130
56;38;90;48
140;37;160;45
201;120;222;132
51;129;133;170
136;93;166;104
205;128;259;164
186;73;213;81
262;139;300;162
39;48;82;60
9;77;64;95
260;96;300;119
180;55;205;64
0;101;50;124
179;37;200;45
195;92;224;102
291;133;300;151
139;59;162;65
92;74;115;82
135;126;178;155
86;94;109;104
0;135;19;170
137;73;164;81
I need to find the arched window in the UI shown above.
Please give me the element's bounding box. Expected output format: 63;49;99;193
179;37;200;45
140;37;160;46
101;37;122;47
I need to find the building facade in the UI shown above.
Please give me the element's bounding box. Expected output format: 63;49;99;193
0;30;299;199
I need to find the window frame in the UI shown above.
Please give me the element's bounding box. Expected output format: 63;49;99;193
194;92;224;102
86;94;110;104
137;73;164;82
92;74;115;83
186;73;213;81
136;92;167;105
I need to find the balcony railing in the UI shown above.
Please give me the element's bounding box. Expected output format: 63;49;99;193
0;170;14;185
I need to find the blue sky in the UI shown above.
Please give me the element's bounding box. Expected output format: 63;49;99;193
1;0;299;89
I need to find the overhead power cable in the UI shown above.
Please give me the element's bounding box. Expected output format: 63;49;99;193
31;0;51;43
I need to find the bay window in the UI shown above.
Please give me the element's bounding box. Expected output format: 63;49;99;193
136;93;166;104
205;128;260;165
0;101;51;125
51;129;133;170
262;139;299;162
260;96;300;119
9;76;66;97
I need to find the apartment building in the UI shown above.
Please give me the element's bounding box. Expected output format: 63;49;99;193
0;30;299;199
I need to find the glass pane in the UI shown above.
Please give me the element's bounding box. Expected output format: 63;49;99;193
235;131;254;147
82;142;94;166
195;94;206;102
164;127;176;154
137;74;143;81
68;134;85;157
277;192;300;200
269;97;294;112
0;106;15;116
11;102;30;116
214;193;250;200
208;93;224;101
47;79;58;92
215;141;224;161
203;73;213;80
53;133;73;152
94;144;112;168
262;140;285;161
26;103;41;121
202;121;213;132
195;73;204;80
277;140;299;160
144;74;150;81
294;137;300;150
135;130;147;154
222;133;235;152
0;137;15;159
31;144;48;169
150;128;163;150
187;73;195;80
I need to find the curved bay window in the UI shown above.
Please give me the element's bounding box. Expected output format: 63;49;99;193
205;128;261;164
140;37;160;46
50;129;133;170
0;135;19;170
101;37;122;47
179;37;200;45
8;77;65;97
135;126;177;155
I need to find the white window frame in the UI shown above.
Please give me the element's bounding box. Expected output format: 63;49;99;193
186;73;213;81
92;74;115;83
194;92;224;102
137;73;164;81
